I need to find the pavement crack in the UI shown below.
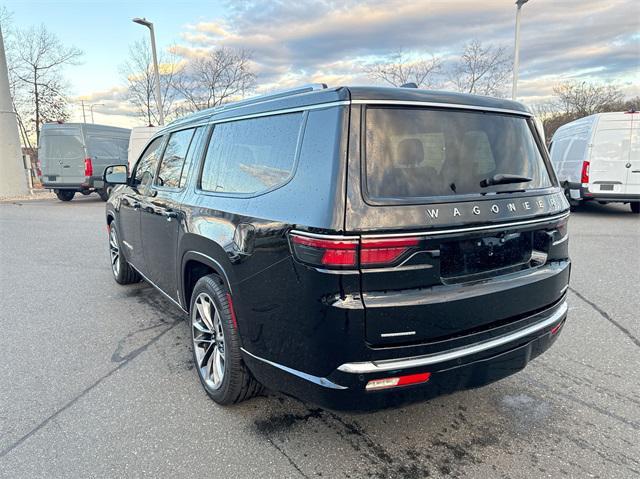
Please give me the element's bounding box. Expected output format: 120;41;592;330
569;286;640;348
0;321;179;459
265;436;310;479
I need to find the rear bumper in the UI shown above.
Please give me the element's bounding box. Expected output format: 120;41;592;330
569;183;640;202
584;193;640;203
242;299;568;410
41;177;104;190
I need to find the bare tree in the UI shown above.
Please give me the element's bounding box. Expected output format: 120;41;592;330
10;25;82;143
448;40;511;97
121;38;181;125
553;81;624;117
173;47;256;112
366;49;442;88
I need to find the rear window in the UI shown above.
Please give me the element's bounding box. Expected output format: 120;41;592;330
365;107;552;201
200;112;303;195
41;135;84;159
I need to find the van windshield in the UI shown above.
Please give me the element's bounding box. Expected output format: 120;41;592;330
41;135;84;159
365;107;552;201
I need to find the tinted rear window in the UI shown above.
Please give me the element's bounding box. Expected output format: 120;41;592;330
365;107;552;201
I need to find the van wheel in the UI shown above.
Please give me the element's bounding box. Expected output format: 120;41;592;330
108;223;141;284
189;275;262;405
98;189;110;201
55;190;75;202
631;202;640;214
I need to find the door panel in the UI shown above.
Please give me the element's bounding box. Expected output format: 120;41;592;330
118;190;144;267
140;191;183;298
628;115;640;195
588;125;632;194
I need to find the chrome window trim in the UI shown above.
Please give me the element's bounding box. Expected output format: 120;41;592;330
351;99;532;117
337;300;568;374
241;348;348;390
206;101;350;126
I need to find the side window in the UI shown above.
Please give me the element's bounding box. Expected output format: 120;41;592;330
200;112;303;194
134;136;164;190
180;126;207;188
155;129;195;188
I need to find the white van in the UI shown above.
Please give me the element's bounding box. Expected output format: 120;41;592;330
39;123;130;201
549;111;639;213
127;126;161;168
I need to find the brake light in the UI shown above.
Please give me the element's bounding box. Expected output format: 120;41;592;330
84;158;93;177
360;237;420;266
289;233;421;269
36;161;42;177
290;234;358;267
580;160;590;184
366;372;431;391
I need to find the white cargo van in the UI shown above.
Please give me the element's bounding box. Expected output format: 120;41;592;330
127;126;160;168
549;111;640;213
39;123;130;201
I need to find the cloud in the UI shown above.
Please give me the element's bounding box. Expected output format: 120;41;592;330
76;0;639;122
165;0;639;106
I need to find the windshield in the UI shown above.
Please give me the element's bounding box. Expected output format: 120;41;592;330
364;107;552;201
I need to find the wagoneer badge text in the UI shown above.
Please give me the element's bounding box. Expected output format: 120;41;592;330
425;192;567;222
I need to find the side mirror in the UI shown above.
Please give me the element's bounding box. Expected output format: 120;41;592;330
104;164;129;185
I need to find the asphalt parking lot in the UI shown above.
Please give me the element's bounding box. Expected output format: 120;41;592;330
0;196;638;478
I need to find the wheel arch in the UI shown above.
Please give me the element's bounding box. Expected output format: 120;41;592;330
181;251;232;313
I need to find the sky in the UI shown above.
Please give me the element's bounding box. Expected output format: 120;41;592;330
3;0;639;128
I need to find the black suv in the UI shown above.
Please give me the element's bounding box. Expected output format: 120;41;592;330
104;84;570;410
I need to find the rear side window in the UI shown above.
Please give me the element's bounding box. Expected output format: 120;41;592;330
365;107;552;201
41;135;84;159
200;112;303;194
155;128;195;188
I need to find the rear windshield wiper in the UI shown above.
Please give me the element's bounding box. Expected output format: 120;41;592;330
480;174;532;188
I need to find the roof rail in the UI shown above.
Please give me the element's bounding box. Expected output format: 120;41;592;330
166;83;327;127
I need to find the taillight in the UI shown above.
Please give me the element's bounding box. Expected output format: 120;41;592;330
84;158;93;177
366;372;431;391
289;234;358;268
360;237;420;266
36;161;42;177
289;232;421;269
580;160;590;184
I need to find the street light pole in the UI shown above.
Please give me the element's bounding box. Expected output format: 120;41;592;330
89;103;104;123
133;17;164;126
512;0;529;100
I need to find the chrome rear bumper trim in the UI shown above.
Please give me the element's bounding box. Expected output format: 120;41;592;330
241;348;348;390
337;300;568;374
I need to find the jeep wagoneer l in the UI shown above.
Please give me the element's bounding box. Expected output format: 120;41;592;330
104;84;571;410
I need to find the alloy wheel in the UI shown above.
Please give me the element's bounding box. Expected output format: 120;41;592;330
109;226;120;277
192;292;225;390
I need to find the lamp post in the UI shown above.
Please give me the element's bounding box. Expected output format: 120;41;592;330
89;103;104;123
132;17;164;126
512;0;529;100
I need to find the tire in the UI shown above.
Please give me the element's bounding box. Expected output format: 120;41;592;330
189;275;262;405
55;190;75;201
98;189;110;201
631;202;640;214
108;222;141;284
